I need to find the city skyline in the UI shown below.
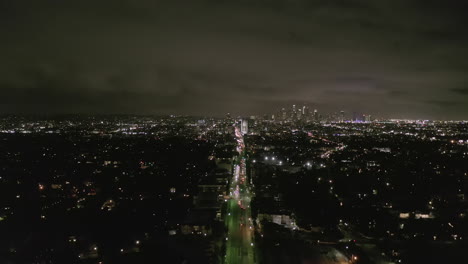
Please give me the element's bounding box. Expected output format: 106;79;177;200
2;1;468;263
1;115;467;263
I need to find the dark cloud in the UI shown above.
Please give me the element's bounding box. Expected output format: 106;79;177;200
427;100;464;108
0;0;467;119
450;87;468;95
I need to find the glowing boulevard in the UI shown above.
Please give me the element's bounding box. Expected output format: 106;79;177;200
224;126;256;264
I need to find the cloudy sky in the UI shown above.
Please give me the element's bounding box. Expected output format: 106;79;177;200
1;0;468;119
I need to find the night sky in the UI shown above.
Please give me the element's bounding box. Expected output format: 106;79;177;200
1;0;468;119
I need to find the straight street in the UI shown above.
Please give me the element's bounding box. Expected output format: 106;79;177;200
225;126;256;264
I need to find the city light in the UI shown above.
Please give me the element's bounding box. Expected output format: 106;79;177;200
2;111;466;263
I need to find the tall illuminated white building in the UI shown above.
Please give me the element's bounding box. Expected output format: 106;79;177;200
241;119;249;135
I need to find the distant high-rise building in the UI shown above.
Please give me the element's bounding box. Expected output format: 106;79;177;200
281;108;287;120
340;111;345;122
292;105;297;120
241;119;249;135
302;106;309;117
365;114;371;122
313;109;319;122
